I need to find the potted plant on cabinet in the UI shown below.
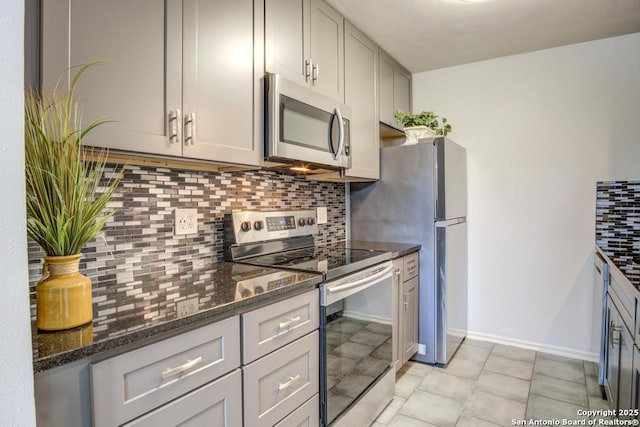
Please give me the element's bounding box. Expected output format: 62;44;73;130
394;110;452;144
25;62;122;331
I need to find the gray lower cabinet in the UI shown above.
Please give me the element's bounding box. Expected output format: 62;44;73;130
242;289;320;426
91;316;241;427
379;49;412;129
41;0;263;166
243;331;320;426
242;289;319;364
274;395;320;427
605;269;637;415
265;0;344;102
342;21;379;181
123;369;242;427
393;251;420;371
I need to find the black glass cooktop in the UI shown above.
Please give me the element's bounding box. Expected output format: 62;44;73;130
240;244;391;280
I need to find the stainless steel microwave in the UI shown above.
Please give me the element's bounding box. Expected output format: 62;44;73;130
265;73;351;169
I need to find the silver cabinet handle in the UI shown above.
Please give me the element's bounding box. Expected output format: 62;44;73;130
184;113;196;146
312;63;319;84
305;59;311;82
168;109;181;144
611;324;622;346
162;356;203;379
403;293;408;309
277;374;300;392
279;316;301;330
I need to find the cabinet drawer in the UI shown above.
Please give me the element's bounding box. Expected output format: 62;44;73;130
124;369;242;427
243;289;319;363
244;330;319;426
91;316;240;427
275;394;319;427
403;252;419;280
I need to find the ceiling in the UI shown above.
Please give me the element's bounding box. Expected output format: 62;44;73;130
325;0;640;73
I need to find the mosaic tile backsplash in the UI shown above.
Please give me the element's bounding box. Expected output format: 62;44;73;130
596;180;640;286
28;166;346;322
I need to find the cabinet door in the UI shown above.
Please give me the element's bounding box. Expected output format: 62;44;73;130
378;51;396;127
402;276;419;364
619;323;634;415
182;0;262;166
395;67;412;122
343;22;379;180
41;0;182;157
265;0;310;87
124;369;242;427
309;0;344;101
392;259;403;372
606;295;620;408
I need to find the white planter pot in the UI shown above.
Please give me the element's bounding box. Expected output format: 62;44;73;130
403;126;437;145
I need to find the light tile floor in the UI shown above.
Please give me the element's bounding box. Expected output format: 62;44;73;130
373;339;610;426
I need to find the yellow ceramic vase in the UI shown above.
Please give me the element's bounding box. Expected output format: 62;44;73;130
36;254;93;331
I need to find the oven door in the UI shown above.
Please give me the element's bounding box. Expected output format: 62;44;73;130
266;73;351;169
320;262;393;426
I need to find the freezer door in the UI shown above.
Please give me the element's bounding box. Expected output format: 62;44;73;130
435;138;467;220
435;219;468;365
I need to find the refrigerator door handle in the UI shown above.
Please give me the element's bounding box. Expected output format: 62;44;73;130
436;217;466;227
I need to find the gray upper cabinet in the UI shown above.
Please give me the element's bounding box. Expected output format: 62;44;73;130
379;49;412;129
342;22;379;180
41;0;181;157
265;0;344;102
41;0;263;167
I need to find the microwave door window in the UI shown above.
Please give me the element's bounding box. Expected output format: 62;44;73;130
280;96;332;153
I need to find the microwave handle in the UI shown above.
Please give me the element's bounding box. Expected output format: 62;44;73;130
332;107;345;161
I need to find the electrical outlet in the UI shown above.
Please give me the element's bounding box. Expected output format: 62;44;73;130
192;259;205;269
176;297;199;317
317;207;328;224
174;208;198;235
418;344;427;355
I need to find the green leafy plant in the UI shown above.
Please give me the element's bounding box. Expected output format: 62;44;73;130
25;62;122;256
394;110;452;136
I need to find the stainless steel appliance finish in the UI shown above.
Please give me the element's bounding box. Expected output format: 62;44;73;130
351;137;468;365
595;251;609;394
225;210;394;426
265;73;351;170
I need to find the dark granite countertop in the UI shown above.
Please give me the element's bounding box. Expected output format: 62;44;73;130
347;240;421;259
31;262;322;373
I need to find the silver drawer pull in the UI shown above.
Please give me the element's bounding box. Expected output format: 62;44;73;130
279;316;301;330
162;356;203;379
278;374;300;392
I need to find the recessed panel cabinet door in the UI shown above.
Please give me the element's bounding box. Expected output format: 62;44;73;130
402;276;419;364
41;0;182;157
309;0;344;102
265;0;310;87
182;0;262;166
378;54;396;127
343;22;379;180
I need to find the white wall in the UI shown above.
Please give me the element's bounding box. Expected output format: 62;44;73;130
413;33;640;359
0;0;37;424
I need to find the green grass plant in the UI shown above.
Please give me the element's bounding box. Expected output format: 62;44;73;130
25;62;122;256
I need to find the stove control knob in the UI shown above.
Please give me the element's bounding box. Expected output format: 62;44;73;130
253;221;264;231
307;217;315;226
298;218;306;227
240;221;252;232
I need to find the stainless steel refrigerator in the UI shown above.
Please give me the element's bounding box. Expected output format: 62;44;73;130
350;137;467;365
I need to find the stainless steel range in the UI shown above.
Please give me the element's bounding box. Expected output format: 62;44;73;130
225;210;395;426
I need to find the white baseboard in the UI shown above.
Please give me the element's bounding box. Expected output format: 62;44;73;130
466;330;599;363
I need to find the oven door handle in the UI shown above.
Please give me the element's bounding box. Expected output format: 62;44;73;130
326;264;394;295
